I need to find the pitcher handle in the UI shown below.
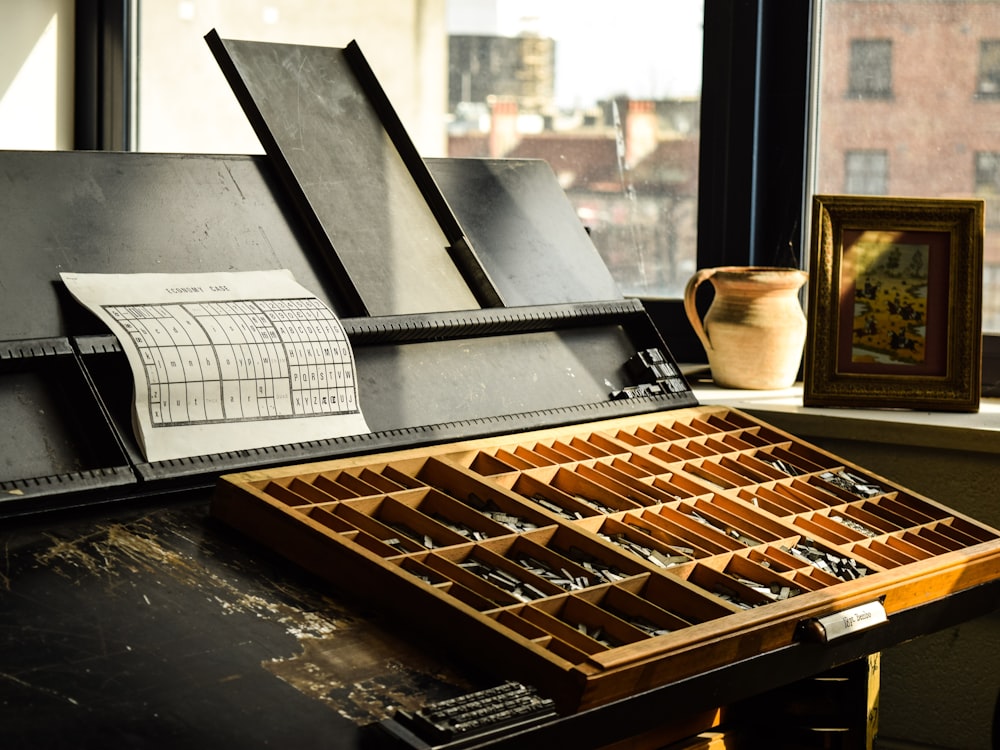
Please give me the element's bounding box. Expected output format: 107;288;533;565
683;267;716;354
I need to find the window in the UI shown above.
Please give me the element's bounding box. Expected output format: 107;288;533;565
136;2;447;156
817;1;1000;335
844;150;888;195
848;39;893;99
975;151;1000;194
445;2;704;299
975;151;1000;229
134;0;704;300
977;39;1000;98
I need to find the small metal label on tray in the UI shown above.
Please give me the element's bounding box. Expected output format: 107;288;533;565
803;600;888;642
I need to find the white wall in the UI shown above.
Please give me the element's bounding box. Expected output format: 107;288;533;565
137;0;448;156
0;1;447;154
0;0;75;149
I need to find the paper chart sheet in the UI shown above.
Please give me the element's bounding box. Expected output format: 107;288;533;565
62;270;370;463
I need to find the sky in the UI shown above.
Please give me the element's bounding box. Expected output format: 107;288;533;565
447;0;704;108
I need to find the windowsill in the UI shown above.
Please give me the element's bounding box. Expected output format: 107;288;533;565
693;382;1000;456
845;91;895;101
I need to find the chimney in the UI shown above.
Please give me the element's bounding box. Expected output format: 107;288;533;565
624;99;658;167
489;96;520;157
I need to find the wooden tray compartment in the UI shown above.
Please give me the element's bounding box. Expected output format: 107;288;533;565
395;551;517;611
582;577;702;634
501;467;649;518
722;551;830;596
616;507;734;559
518;594;641;653
212;405;1000;712
331;490;511;551
424;541;568;606
673;494;797;545
487;572;736;659
743;541;863;587
574;514;695;569
674;561;780;609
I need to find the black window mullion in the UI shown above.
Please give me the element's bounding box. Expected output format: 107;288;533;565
74;0;131;151
696;0;812;272
656;0;813;364
753;0;813;269
696;0;761;271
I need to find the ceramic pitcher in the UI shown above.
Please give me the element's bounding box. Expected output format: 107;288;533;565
683;266;809;389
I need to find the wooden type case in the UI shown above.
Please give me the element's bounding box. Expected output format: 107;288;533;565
213;405;1000;713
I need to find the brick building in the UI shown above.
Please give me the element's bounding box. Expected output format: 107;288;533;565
448;34;556;114
818;0;1000;325
449;96;700;296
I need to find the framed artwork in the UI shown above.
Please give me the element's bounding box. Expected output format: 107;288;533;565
804;195;984;412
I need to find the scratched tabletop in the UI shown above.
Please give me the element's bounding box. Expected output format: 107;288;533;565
0;498;478;749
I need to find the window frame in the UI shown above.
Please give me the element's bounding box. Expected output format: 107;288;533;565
650;0;813;361
74;0;134;150
76;0;998;393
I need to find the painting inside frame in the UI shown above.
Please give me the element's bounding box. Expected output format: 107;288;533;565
838;228;950;377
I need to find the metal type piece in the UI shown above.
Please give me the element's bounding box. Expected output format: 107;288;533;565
781;540;869;581
759;456;805;476
577;623;616;647
712;584;754;609
617;613;672;637
820;470;884;499
390;681;557;745
516;555;592;591
567;546;627;584
610;382;666;400
530;493;579;521
384;521;430;549
572;494;617;515
613;348;692;400
736;577;802;602
466;493;540;533
597;532;690;569
626;348;680;384
460;559;544;603
831;514;880;539
688;509;760;547
430;512;487;541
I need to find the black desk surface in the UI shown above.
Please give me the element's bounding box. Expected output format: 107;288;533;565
4;491;999;750
0;496;482;749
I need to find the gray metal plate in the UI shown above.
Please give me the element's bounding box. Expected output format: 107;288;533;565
207;32;485;316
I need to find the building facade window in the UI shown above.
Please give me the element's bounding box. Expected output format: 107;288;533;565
844;150;888;195
974;151;1000;193
974;151;1000;228
848;39;893;99
818;3;1000;335
976;39;1000;98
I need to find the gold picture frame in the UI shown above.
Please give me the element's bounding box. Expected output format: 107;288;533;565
804;195;984;412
